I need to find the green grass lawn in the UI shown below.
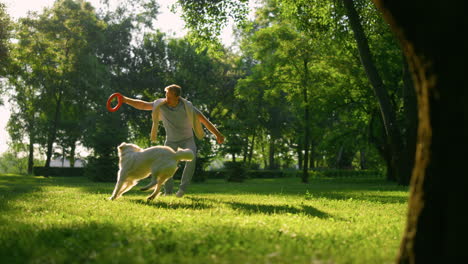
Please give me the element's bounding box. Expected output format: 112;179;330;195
0;173;408;264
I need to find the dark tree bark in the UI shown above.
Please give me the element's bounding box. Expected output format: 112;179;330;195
44;90;63;169
297;137;303;170
372;0;468;262
242;136;249;164
248;131;256;166
359;149;366;170
308;141;315;169
268;139;276;169
69;142;76;168
400;55;418;185
27;130;34;174
301;59;310;183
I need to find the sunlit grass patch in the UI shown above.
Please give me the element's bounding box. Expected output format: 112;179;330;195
0;173;408;263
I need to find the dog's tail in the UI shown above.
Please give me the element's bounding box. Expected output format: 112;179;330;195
174;148;195;161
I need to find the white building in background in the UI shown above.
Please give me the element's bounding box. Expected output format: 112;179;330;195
50;157;86;168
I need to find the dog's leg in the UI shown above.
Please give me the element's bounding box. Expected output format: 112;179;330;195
109;168;129;200
109;179;126;200
140;174;157;191
147;182;162;201
146;186;162;201
117;180;138;198
113;181;129;200
147;167;178;201
147;175;167;201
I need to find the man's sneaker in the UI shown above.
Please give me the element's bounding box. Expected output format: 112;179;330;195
176;190;185;198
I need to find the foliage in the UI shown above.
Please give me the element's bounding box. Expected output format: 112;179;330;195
192;156;211;182
83;111;127;182
33;166;85;177
246;169;285;178
7;0;109;170
0;174;408;263
85;155;119;182
224;161;248;182
177;0;249;42
0;150;29;175
4;0;411;184
0;1;12;78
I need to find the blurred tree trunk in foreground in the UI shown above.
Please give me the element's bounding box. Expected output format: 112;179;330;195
372;0;468;262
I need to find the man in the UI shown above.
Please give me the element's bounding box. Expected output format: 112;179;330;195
121;84;225;197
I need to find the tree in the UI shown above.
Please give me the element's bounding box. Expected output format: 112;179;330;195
0;1;12;102
178;0;249;42
179;0;409;177
371;0;468;262
6;79;45;174
341;0;410;184
8;0;107;172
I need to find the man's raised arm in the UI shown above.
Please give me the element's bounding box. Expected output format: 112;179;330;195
122;96;154;111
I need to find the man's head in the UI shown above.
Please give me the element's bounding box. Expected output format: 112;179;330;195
164;84;181;98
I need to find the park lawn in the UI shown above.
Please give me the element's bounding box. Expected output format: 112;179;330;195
0;173;408;264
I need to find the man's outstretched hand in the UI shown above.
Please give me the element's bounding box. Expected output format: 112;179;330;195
216;134;225;144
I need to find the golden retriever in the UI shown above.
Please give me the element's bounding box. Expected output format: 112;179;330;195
109;142;194;201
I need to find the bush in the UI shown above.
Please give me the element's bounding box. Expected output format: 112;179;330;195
246;163;260;170
85;156;118;182
33;167;85;177
200;169;289;180
202;170;226;179
192;157;211;182
224;162;248;182
247;170;285;178
297;169;383;178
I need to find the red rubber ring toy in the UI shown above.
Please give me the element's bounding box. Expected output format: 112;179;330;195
107;93;123;112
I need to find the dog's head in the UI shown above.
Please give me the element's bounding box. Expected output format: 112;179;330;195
118;142;142;157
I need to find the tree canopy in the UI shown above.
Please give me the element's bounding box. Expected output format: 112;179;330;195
2;0;413;185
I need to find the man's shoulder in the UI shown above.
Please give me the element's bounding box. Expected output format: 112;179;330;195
181;97;197;108
153;98;166;109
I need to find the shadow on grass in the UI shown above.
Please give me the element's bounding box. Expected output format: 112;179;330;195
225;201;332;218
0;174;48;214
193;177;408;205
310;192;408;204
0;222;136;264
184;197;335;219
0;217;375;264
131;197;214;210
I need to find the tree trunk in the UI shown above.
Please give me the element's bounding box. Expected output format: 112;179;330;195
69;142;76;168
301;59;310;183
248;131;256;166
243;135;249;164
336;145;344;169
309;140;315;169
368;109;395;181
343;0;406;184
268;138;276;169
398;54;417;185
372;0;468;262
260;139;268;168
297;137;303;170
45;91;63;168
27;130;34;175
359;149;366;170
